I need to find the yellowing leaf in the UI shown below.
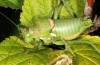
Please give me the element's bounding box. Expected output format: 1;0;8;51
79;35;100;49
49;35;100;65
70;35;100;65
0;36;52;65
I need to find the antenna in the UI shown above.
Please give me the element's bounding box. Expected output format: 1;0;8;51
0;12;20;34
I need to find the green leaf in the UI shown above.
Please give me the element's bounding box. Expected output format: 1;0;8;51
0;0;23;9
0;36;52;65
79;35;100;43
69;41;100;65
69;35;100;65
20;0;53;27
59;0;85;19
49;35;100;65
77;35;100;50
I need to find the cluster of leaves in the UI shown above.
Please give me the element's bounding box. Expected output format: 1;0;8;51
0;0;100;65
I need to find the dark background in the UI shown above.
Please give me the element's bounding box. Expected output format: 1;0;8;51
0;8;21;42
91;0;100;36
0;0;100;42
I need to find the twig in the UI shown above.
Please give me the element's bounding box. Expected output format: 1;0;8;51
48;54;72;65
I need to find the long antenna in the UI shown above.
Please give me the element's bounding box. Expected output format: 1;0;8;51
0;12;21;64
0;12;20;33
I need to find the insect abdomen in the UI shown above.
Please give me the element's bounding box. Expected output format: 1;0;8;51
51;18;92;40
